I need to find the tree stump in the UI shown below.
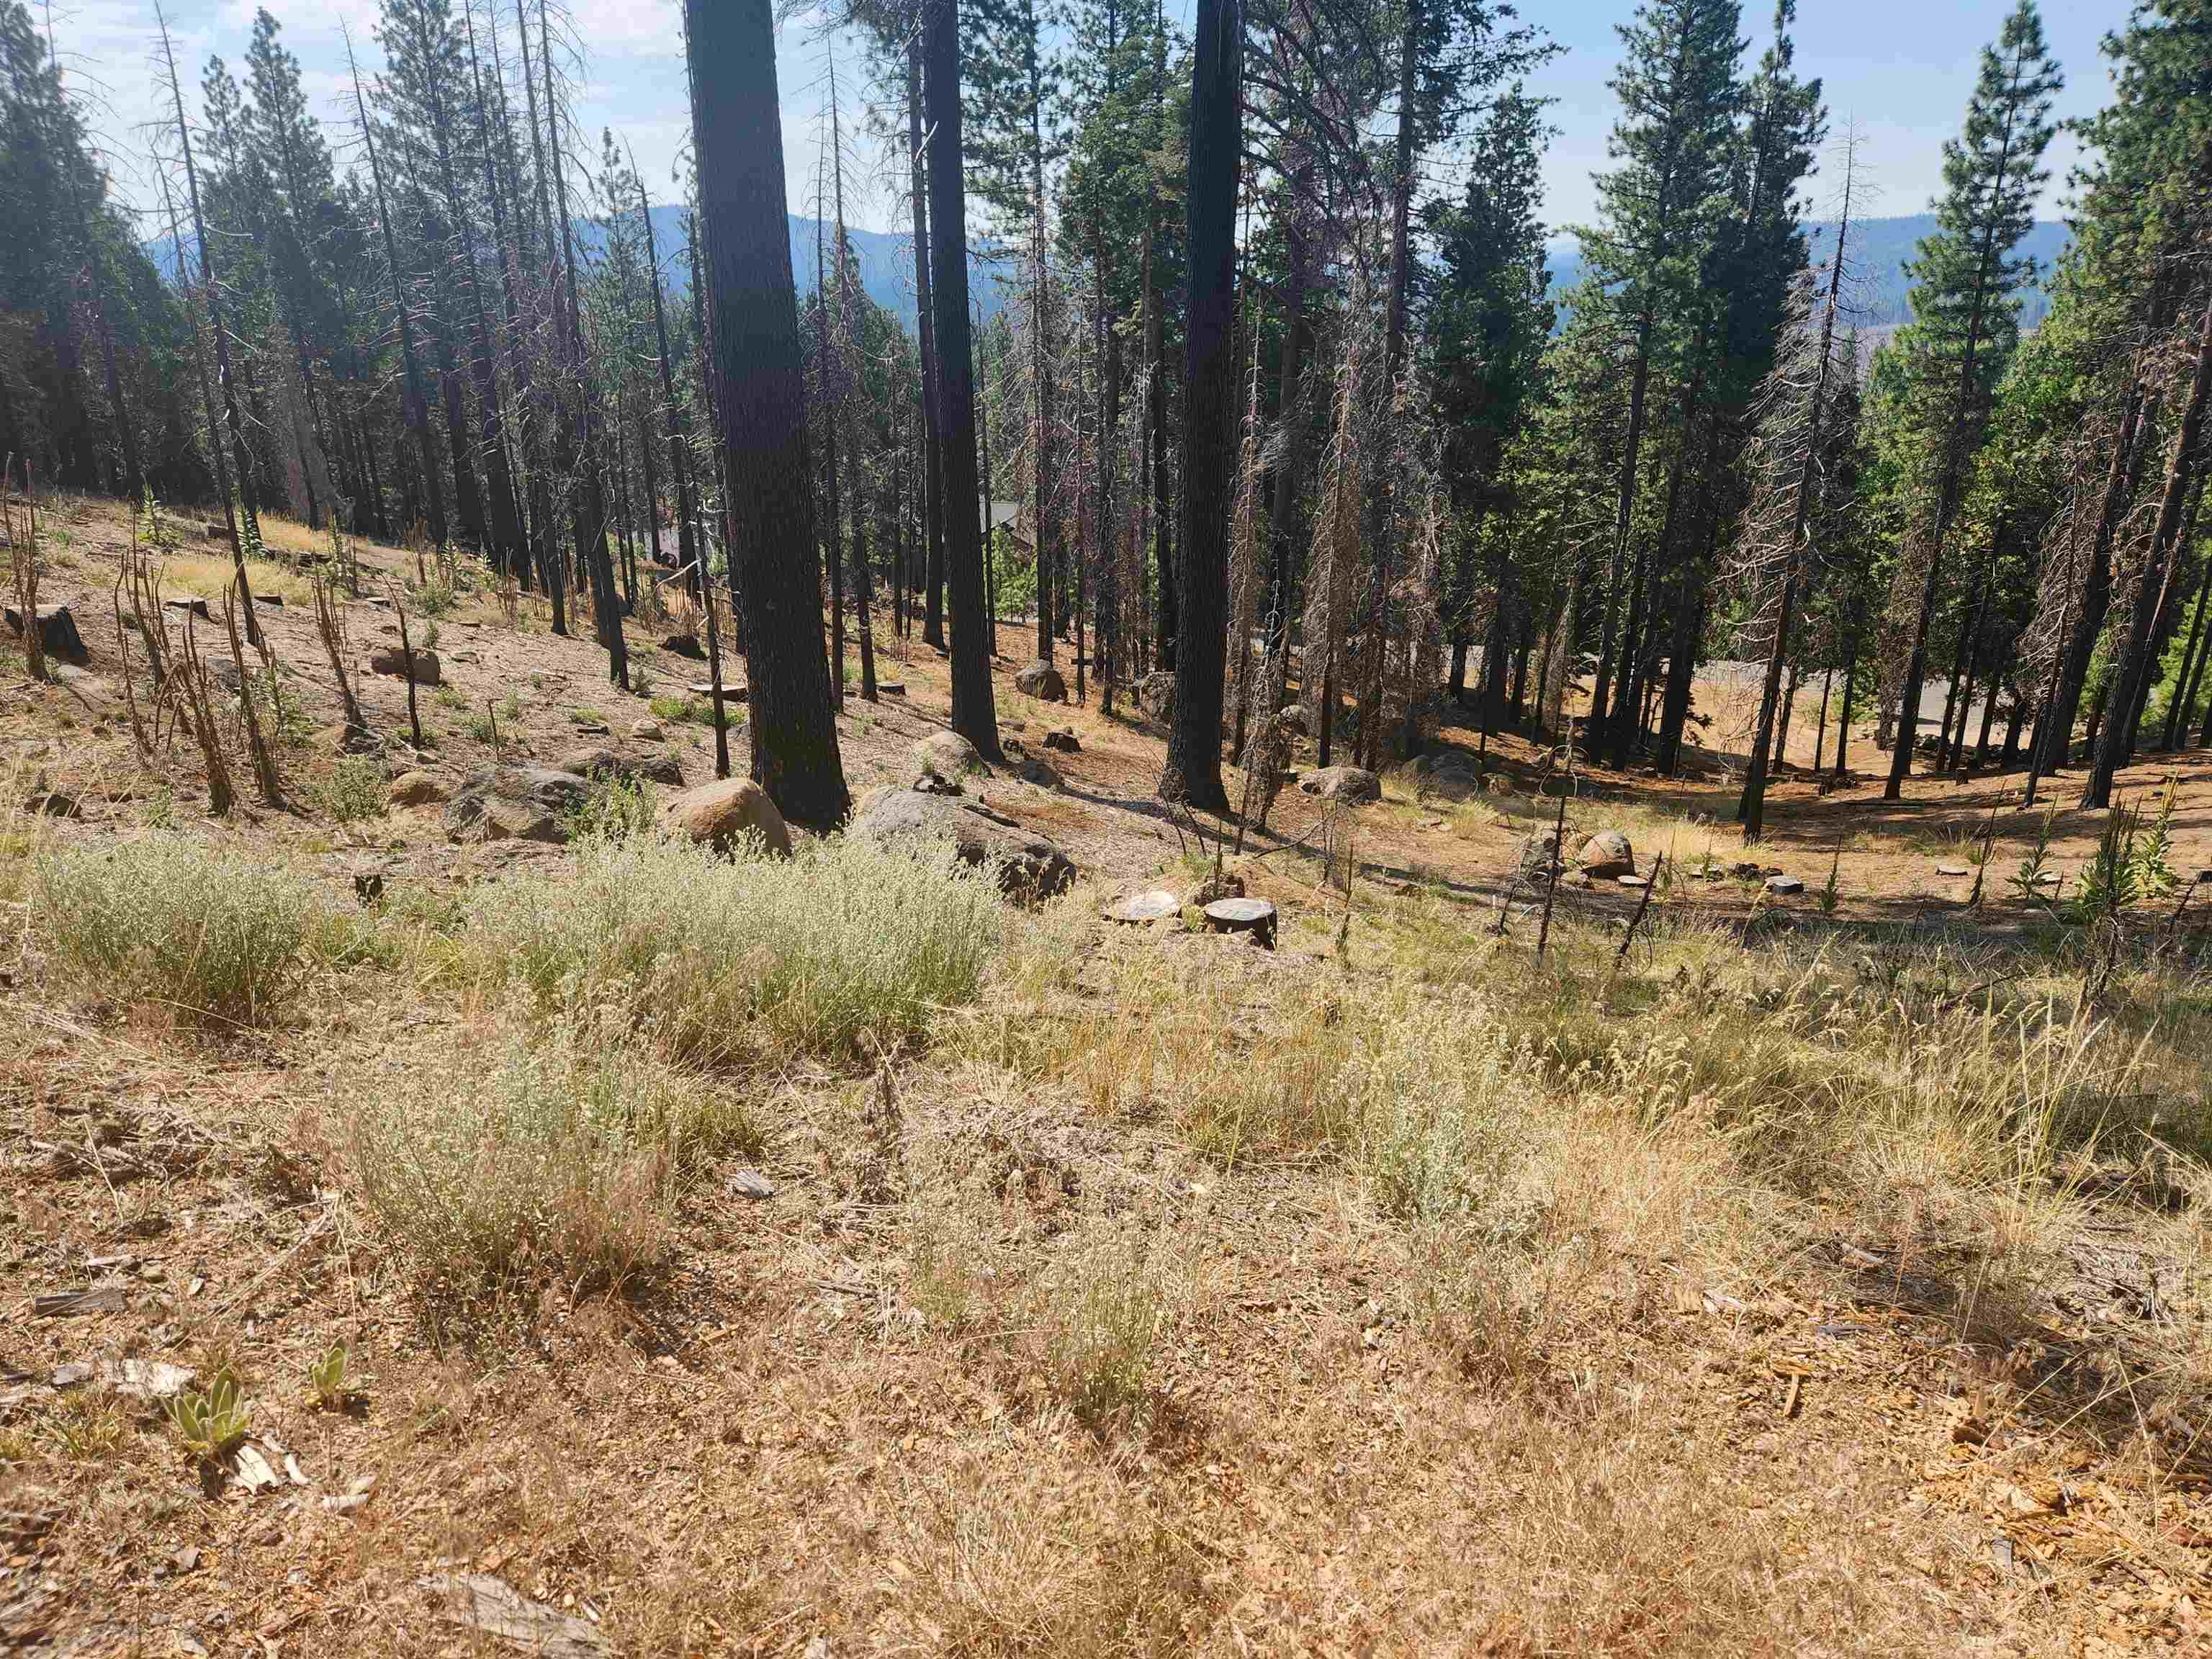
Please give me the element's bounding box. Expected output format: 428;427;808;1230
1104;889;1180;925
1204;896;1277;949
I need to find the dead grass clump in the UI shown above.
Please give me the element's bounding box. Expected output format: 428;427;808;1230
1035;1224;1167;1425
32;835;331;1027
349;1019;752;1303
452;832;1007;1066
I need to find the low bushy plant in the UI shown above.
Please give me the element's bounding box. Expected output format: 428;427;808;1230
451;832;1007;1066
33;837;329;1026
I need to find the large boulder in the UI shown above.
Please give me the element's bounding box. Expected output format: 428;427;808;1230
1298;765;1380;804
364;645;441;686
1575;829;1635;879
660;633;705;660
850;789;1076;902
1135;671;1177;723
4;603;88;665
556;745;684;788
1015;660;1068;702
443;766;588;844
1043;728;1080;754
912;730;988;792
658;775;791;859
387;770;446;808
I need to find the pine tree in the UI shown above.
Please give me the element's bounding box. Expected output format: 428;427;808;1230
683;0;848;824
1877;0;2060;800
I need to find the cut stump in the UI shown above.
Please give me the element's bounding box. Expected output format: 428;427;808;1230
1204;896;1277;949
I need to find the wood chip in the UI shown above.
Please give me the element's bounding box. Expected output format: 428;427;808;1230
33;1286;127;1318
420;1573;611;1658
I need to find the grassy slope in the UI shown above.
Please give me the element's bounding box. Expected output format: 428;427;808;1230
4;496;2212;1656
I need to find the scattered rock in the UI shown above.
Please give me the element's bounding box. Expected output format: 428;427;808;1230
1043;728;1081;753
364;645;441;686
629;719;664;742
1485;774;1515;798
850;789;1076;902
557;746;683;788
4;603;88;664
1764;875;1804;895
912;729;988;792
1298;765;1380;804
387;770;446;808
353;871;385;906
1015;660;1068;702
1576;829;1635;879
1730;860;1764;880
162;596;212;621
1204;896;1277;949
1104;889;1182;925
253;592;284;608
729;1168;777;1200
443;766;589;844
24;790;79;818
1617;874;1649;889
660;633;705;660
657;775;792;858
1015;756;1061;789
685;680;748;703
33;1286;127;1318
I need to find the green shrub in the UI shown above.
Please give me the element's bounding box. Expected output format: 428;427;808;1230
562;776;655;843
33;837;328;1026
349;1020;752;1298
451;832;1005;1066
318;755;386;824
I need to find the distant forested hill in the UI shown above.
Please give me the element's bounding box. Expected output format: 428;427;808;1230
149;206;1005;331
1545;213;2072;331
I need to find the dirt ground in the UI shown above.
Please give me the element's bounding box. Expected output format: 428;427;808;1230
5;495;2212;1658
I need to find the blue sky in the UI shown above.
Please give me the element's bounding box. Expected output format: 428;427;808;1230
58;0;2121;241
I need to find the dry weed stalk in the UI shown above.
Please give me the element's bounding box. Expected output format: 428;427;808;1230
391;586;424;752
312;577;367;736
4;457;47;683
222;583;282;806
173;615;235;816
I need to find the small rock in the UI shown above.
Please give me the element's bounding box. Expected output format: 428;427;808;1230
387;770;445;808
629;719;664;742
660;633;705;660
729;1168;777;1200
1617;874;1649;889
364;646;441;686
353;871;385;905
24;790;80;818
1298;765;1380;804
1043;729;1081;753
1015;756;1060;789
1764;875;1804;895
1015;660;1068;701
657;775;792;858
163;595;212;621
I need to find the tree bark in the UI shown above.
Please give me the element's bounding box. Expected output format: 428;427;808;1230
1158;0;1238;811
685;0;849;823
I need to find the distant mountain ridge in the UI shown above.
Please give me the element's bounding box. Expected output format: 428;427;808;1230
147;206;1004;331
1545;213;2072;332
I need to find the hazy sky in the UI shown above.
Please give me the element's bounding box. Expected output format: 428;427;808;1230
56;0;2123;243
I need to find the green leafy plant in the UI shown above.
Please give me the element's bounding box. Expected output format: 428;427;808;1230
1817;845;1842;915
2072;800;2143;925
2011;804;2059;908
307;1343;351;1409
2134;788;2178;896
318;755;387;824
562;775;656;843
166;1371;250;1460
